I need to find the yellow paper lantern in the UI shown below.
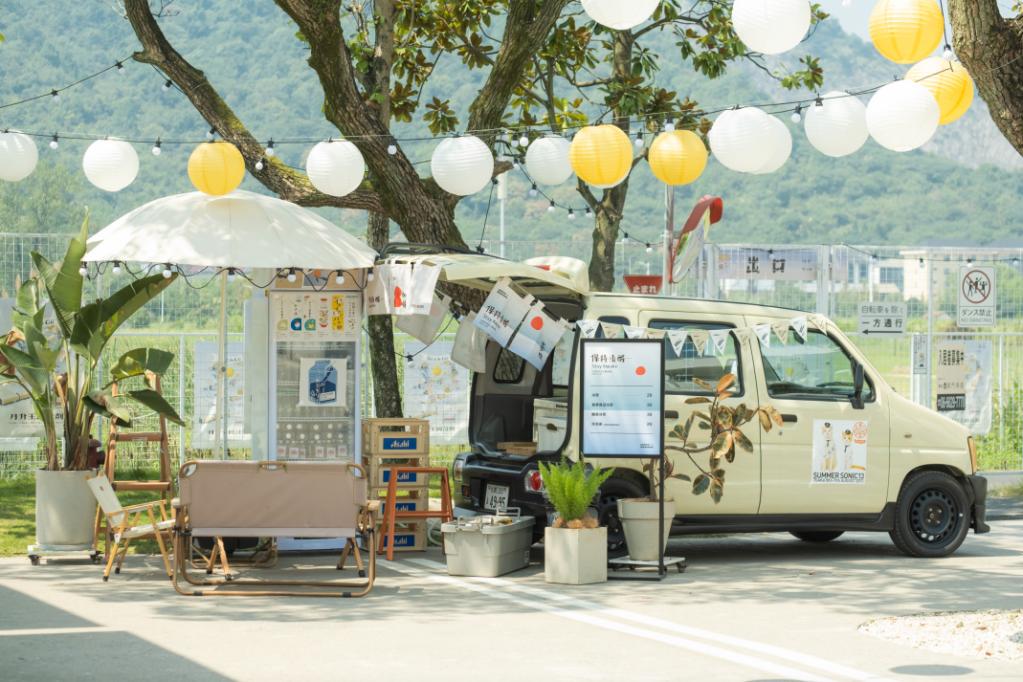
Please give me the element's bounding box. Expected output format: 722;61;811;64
906;57;974;125
869;0;944;64
648;130;708;186
188;142;245;196
569;125;633;189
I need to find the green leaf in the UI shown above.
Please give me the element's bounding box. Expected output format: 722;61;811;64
670;473;691;483
692;474;710;495
125;388;185;426
709;481;723;504
83;391;133;427
107;348;175;385
0;344;48;394
70;273;177;361
31;215;88;339
734;429;753;453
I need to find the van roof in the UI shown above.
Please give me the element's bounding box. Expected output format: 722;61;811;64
584;291;817;320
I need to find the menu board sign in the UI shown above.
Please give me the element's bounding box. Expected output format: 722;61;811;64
580;339;664;459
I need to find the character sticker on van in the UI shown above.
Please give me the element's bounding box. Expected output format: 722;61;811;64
812;419;867;484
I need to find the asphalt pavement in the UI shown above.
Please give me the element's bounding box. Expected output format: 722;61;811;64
1;520;1021;681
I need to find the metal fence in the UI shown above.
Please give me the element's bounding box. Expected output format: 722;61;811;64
3;233;1022;475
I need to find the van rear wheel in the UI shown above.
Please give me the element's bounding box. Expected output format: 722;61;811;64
890;470;970;558
790;531;844;543
597;477;646;557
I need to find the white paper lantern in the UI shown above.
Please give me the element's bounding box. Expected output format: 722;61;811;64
708;107;777;173
82;139;139;192
804;91;870;158
732;0;811;55
525;135;573;186
866;80;940;152
0;130;39;182
430;136;494;196
754;116;793;174
305;140;366;197
581;0;660;31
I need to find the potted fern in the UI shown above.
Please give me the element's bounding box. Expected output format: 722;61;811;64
1;218;183;554
538;458;614;585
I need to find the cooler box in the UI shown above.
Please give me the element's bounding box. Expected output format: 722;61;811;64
441;513;535;577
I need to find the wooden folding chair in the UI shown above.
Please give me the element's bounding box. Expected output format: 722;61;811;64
87;475;174;582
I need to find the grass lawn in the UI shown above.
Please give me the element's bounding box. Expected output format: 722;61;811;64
0;474;165;558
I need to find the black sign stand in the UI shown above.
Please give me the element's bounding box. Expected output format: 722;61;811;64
578;339;684;581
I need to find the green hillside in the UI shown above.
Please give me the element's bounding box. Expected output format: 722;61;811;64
0;3;1020;247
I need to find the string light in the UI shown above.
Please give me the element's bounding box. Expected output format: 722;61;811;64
227;267;237;282
664;118;675;132
518;133;530;148
335;270;345;285
265;139;276;157
387;142;398;155
50;90;60;103
255;157;265;171
645;244;653;254
49;134;59;150
162;264;173;278
78;265;88;277
116;61;126;74
568;209;576;220
547;200;556;213
151;138;162;156
162;79;173;91
111;261;122;275
528;183;539;198
791;105;803;123
286;267;297;283
634;131;645;148
205;127;216;141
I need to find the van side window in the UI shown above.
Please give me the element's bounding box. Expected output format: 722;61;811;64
648;320;743;396
759;331;874;401
494;347;526;384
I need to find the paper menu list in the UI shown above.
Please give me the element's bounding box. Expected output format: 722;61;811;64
273;291;360;342
581;341;663;458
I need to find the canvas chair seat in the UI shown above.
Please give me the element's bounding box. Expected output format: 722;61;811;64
120;518;176;540
87;474;173;582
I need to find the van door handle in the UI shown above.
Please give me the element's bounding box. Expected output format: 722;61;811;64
780;414;798;424
664;410;679;420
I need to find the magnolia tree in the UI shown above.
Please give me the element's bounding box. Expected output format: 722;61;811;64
121;0;824;417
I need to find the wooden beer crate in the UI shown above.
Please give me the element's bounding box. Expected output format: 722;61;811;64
362;418;429;456
377;521;427;552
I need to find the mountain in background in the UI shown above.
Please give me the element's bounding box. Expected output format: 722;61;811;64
0;3;1020;250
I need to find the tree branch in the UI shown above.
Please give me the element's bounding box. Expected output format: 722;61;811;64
122;0;382;213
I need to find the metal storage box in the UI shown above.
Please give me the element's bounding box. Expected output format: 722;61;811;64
441;514;535;577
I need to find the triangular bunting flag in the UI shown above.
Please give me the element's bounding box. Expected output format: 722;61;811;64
690;330;709;355
576;319;600;339
772;321;790;345
709;329;730;355
623;326;647;339
791;316;808;342
667;329;688;355
754;323;772;348
646;329;666;340
600;322;622;339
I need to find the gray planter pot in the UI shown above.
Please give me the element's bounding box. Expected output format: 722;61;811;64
35;469;97;549
617;498;673;562
544;526;607;585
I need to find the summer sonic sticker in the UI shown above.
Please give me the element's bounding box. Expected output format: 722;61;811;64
812;419;867;484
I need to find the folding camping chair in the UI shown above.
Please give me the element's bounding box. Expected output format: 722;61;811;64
172;460;377;598
87;475;174;581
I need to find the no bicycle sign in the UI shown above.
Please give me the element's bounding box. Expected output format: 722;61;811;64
957;266;996;328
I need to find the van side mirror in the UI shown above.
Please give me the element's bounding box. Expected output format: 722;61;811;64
851;362;865;410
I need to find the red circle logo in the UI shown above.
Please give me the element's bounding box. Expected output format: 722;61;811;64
530;316;544;331
635;366;646;376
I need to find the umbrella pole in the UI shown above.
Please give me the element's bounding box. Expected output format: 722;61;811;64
216;270;228;460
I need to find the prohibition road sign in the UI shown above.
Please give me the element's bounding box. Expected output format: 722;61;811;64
961;269;992;304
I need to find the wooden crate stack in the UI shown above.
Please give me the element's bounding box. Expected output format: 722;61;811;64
362;418;430;552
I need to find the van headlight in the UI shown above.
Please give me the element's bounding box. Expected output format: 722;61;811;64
967;437;977;474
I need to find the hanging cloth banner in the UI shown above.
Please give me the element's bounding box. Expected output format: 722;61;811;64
754;323;772;348
623;326;647;340
646;329;666;341
600;321;623;339
577;319;600;339
690;330;709;355
508;307;571;370
364;264;391;316
407;263;442;315
667;330;688;355
709;329;730;355
452;312;488;373
396;293;451;344
387;264;415;315
771;321;790;345
473;277;534;348
791;316;809;343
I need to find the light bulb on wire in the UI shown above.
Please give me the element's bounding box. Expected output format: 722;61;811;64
227;268;237;282
335;270;345;285
162;265;173;279
116;61;126;74
286;268;297;283
518;133;529;148
664;118;675;132
206;127;216;141
942;45;954;60
78;265;88;277
547;201;556;213
568;209;576;221
162;79;172;91
50;90;60;103
387;142;398;155
49;134;59;150
528;183;538;198
265;139;276;157
791;105;803;124
111;261;121;276
255;157;265;171
151;138;162;156
634;132;645;148
645;244;653;254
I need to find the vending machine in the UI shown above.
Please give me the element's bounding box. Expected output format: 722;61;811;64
267;278;362;462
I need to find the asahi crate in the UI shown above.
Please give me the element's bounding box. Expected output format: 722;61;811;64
362;418;429;456
378;521;427;552
373;465;431;490
370;487;427;513
365;452;429;488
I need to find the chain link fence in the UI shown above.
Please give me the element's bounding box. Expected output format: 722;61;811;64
4;233;1022;476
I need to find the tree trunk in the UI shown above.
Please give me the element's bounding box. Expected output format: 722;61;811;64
588;182;630;292
366;212;402;418
949;0;1023;156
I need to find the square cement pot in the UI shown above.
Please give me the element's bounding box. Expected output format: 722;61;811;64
544;526;607;585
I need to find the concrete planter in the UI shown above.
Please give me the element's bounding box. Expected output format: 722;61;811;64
544;526;607;585
35;469;97;549
618;498;672;562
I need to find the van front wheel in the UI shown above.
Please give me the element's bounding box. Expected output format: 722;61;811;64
890;471;970;558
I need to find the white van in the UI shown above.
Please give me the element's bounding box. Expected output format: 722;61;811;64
382;250;989;558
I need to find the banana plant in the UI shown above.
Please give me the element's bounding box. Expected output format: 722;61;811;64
0;215;182;471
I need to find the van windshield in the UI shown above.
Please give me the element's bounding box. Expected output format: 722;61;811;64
760;331;873;401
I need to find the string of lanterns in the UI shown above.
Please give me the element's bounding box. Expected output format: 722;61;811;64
0;0;980;202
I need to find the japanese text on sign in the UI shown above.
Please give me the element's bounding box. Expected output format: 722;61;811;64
858;302;907;335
